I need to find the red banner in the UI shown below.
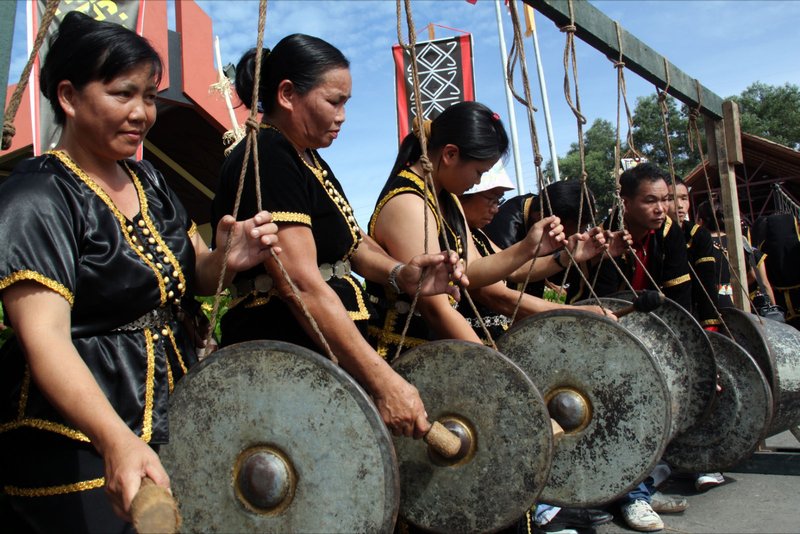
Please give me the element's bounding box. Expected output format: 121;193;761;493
392;34;475;144
28;0;145;155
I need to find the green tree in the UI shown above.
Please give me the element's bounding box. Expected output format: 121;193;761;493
549;118;618;216
631;94;701;178
730;82;800;149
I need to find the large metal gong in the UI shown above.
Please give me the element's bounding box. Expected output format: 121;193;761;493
391;340;552;533
497;310;671;507
576;297;695;438
611;291;717;425
720;308;800;436
665;331;773;472
160;341;399;533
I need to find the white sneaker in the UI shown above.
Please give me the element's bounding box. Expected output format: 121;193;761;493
650;490;688;513
695;472;724;492
621;499;664;532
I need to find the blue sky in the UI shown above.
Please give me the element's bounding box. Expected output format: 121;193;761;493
7;0;800;228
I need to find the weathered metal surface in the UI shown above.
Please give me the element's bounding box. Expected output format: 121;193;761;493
497;310;670;507
665;331;773;473
576;298;695;438
611;291;717;424
720;308;800;436
392;340;552;533
160;341;399;533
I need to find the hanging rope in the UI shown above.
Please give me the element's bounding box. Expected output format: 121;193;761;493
204;0;338;363
2;0;59;150
394;0;497;354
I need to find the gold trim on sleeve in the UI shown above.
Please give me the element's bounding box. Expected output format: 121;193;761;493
695;256;715;265
343;275;371;321
4;477;105;497
187;221;198;238
0;270;74;307
663;273;691;288
701;318;722;326
272;212;312;226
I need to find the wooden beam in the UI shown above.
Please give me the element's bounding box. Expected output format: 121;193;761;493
528;0;723;119
144;139;215;199
723;100;744;164
0;1;17;137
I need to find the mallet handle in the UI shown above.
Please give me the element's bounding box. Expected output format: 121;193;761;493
423;421;462;458
131;477;181;534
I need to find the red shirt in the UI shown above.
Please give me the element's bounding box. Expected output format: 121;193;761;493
631;230;655;290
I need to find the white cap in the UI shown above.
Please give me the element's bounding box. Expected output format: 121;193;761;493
463;160;516;195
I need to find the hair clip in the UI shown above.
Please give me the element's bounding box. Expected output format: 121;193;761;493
491;112;500;122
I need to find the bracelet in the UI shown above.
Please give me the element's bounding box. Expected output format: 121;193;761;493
388;262;405;294
552;250;567;269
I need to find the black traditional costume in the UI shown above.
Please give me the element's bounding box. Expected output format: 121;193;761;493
211;125;369;351
0;151;198;532
366;169;465;361
683;221;721;328
463;228;511;342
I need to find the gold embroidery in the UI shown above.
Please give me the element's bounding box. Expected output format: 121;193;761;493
689;224;699;238
5;477;105;497
0;270;74;307
368;186;442;237
187;221;198;238
125;162;187;303
272;212;312;226
166;358;174;394
701;318;721;326
523;196;533;234
165;326;188;375
663;273;691;288
0;419;90;442
343;275;370;321
368;326;427;350
48;151;167;304
142;330;156;443
662;215;673;238
695;256;715;265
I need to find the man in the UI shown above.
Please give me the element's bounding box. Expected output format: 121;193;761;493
665;177;721;330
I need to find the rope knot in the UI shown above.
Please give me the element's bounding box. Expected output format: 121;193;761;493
2;123;16;151
419;155;434;175
534;154;543;167
688;108;700;122
613;60;625;70
559;24;576;34
245;117;260;133
657;91;668;104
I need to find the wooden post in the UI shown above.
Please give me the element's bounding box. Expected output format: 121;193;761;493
0;1;18;136
706;103;750;312
427;23;435;41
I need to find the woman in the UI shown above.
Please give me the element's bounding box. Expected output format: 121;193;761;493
458;175;616;342
212;35;463;442
0;13;279;532
367;102;565;357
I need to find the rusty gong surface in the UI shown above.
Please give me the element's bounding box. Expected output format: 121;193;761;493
611;291;717;425
497;310;670;507
720;308;800;435
160;341;399;533
392;340;552;533
665;331;773;472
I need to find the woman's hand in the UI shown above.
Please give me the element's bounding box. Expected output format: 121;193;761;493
569;226;608;263
102;430;170;521
398;250;469;301
371;372;431;439
524;215;566;257
214;210;280;273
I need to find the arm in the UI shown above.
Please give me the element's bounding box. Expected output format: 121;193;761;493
3;283;166;520
471;282;616;320
505;227;608;284
372;194;481;342
264;224;429;438
193;211;279;295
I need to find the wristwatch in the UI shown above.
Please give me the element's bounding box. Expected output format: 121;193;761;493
388;263;405;294
552;250;567;269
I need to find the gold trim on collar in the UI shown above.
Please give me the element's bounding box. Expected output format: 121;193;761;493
0;270;74;307
662;215;673;238
5;477;105;497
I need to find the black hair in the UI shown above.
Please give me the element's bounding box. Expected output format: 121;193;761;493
619;162;669;198
530;180;595;229
40;11;163;125
671;176;687;188
235;34;349;113
387;101;510;183
697;200;725;232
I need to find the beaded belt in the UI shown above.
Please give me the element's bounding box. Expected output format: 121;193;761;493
112;307;174;332
230;260;352;299
464;315;510;328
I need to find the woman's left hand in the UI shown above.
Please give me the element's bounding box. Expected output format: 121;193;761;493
215;211;280;272
399;250;468;301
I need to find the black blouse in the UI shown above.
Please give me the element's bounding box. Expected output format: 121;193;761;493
0;151;198;448
211;125;369;350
